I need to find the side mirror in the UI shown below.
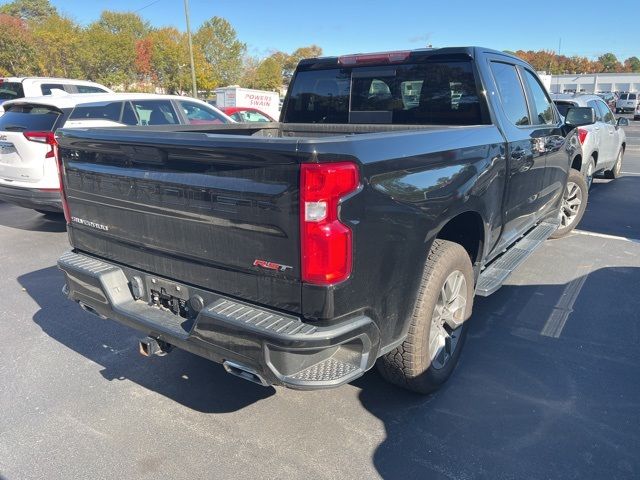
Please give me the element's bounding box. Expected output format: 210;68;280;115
617;117;629;127
565;107;596;127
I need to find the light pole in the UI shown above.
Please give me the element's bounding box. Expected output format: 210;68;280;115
183;0;198;98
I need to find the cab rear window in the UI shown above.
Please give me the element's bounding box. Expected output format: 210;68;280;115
0;104;61;131
0;82;25;101
284;60;488;125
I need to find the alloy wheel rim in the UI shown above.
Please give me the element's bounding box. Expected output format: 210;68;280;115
429;270;467;370
560;181;582;228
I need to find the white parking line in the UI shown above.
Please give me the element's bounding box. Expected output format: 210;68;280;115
621;171;640;176
573;229;640;244
541;264;592;338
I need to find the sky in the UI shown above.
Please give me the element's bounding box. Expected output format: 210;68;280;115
43;0;640;61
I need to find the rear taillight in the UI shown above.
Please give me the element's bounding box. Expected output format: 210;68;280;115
300;162;359;285
53;140;71;223
577;128;588;145
24;131;56;158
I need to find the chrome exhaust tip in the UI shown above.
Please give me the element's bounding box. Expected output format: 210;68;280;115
223;360;269;387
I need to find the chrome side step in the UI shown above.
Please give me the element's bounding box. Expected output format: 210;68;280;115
476;221;559;296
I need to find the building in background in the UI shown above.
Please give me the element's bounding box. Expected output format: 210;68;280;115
549;73;640;94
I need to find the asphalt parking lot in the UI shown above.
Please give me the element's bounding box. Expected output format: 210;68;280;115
1;121;640;480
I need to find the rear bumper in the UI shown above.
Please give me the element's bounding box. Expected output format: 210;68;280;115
0;184;62;212
58;251;380;390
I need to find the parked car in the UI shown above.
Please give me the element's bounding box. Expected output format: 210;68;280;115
553;93;627;186
0;93;231;213
596;92;617;110
56;47;594;395
221;106;276;122
615;92;639;113
0;77;112;108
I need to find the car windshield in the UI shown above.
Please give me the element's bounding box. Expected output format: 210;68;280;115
0;82;25;102
553;101;577;117
0;104;61;131
629;94;637;100
284;59;488;125
620;94;628;100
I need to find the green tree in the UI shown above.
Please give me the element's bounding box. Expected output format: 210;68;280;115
194;17;246;86
624;56;640;73
597;53;622;72
0;0;56;22
96;11;150;39
283;45;322;78
249;57;282;91
78;11;148;89
0;14;35;76
32;15;83;78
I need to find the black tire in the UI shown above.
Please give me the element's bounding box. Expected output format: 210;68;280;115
550;168;589;239
603;148;624;179
585;156;595;189
377;239;474;394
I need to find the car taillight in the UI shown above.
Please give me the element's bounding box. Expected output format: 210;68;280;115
24;131;56;158
300;162;359;285
53;140;71;223
577;128;588;145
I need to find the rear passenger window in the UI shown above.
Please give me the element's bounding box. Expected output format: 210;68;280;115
69;102;123;122
75;85;108;94
131;100;178;125
121;102;139;125
40;84;66;95
490;62;529;126
522;70;554;125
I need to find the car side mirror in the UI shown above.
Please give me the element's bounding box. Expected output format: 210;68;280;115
617;117;629;127
565;107;596;127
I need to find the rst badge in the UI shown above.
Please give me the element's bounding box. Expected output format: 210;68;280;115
253;259;292;272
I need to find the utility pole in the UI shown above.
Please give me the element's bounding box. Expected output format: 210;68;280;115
184;0;198;98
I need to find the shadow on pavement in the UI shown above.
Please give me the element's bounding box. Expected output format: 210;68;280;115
582;176;640;239
0;202;66;233
19;266;274;413
356;266;640;479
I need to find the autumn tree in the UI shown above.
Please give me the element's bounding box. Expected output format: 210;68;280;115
598;53;622;73
249;57;282;91
0;0;56;22
32;15;83;78
194;17;246;86
0;14;35;76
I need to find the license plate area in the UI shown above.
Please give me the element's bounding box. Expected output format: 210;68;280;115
145;275;192;320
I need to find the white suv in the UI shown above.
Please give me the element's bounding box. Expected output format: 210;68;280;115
0;93;232;213
0;77;112;110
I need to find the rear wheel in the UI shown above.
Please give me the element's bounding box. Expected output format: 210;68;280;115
377;239;474;394
550;169;588;239
585;156;595;189
603;148;624;179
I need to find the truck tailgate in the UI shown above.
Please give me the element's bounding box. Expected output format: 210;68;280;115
56;129;302;313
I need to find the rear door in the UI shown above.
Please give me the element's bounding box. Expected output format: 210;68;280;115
0;104;64;184
595;100;620;166
487;60;549;250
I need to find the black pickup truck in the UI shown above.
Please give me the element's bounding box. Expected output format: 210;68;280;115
56;47;596;394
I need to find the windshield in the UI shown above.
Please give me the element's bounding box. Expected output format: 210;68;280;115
0;82;25;102
284;60;488;125
0;104;61;131
553;101;577;117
